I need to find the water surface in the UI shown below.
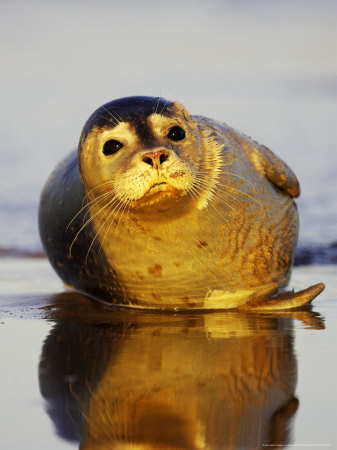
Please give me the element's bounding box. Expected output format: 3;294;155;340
0;259;336;448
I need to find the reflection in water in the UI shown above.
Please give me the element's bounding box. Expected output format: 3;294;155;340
38;293;323;449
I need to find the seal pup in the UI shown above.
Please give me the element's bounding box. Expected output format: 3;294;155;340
39;96;324;310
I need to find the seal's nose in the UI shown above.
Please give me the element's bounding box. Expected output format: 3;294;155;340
142;150;169;169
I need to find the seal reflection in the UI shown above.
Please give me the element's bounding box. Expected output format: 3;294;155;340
38;293;323;449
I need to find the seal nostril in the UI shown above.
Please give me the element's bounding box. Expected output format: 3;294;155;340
160;153;169;164
142;151;169;167
143;156;153;166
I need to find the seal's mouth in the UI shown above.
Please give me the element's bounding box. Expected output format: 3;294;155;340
147;182;169;194
132;181;185;208
143;182;177;201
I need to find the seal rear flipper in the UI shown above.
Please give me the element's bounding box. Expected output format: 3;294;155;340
240;282;325;311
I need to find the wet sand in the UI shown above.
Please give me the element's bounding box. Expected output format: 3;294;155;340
0;257;336;448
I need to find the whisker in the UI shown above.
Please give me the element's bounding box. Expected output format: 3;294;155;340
81;189;117;224
209;202;230;223
197;169;256;189
84;196;127;263
194;178;244;208
68;195;121;257
101;115;116;123
224;186;263;209
101;106;121;125
82;180;116;204
159;99;169;115
164;160;178;171
194;175;263;209
154;96;161;115
67;189;115;231
110;198;131;241
189;183;229;223
114;110;124;123
88;195;130;262
187;186;200;205
193;180;236;212
217;185;262;209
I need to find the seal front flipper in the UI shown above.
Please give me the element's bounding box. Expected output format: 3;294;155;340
240;282;325;311
197;118;300;197
235;132;300;197
253;144;300;198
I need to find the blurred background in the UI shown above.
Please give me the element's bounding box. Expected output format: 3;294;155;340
0;0;336;252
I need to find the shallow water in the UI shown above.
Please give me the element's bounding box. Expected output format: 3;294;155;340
0;259;336;448
0;0;336;448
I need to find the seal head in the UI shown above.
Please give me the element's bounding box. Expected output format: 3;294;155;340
79;96;222;214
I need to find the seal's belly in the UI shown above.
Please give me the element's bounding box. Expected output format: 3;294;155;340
94;196;297;309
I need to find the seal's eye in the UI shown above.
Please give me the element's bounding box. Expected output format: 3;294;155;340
102;139;123;156
167;126;186;141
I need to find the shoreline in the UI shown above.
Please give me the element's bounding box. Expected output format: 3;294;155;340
1;241;337;265
0;257;335;322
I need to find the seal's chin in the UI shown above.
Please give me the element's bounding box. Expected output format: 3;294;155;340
134;182;186;208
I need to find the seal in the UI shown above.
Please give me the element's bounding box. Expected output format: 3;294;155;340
39;96;324;310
